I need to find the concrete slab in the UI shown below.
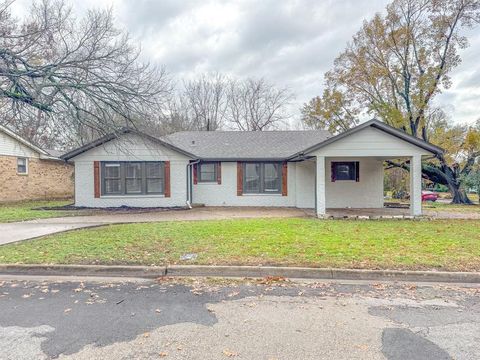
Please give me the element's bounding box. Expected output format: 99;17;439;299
0;223;102;245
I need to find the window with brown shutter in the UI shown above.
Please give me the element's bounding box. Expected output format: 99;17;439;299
164;161;171;197
237;162;243;196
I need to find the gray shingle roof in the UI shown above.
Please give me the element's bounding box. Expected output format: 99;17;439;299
162;130;332;160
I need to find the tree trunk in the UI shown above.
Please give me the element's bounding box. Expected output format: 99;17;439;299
415;162;474;205
447;183;473;205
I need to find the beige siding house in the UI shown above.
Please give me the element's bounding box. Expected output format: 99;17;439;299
62;119;443;216
0;125;74;202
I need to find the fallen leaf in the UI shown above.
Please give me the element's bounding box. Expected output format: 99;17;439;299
155;309;162;313
159;352;168;357
223;349;238;357
64;308;72;313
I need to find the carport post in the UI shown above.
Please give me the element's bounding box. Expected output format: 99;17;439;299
316;156;326;217
410;155;422;216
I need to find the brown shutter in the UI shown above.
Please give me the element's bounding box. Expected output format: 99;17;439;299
237;162;243;196
193;163;198;184
217;162;222;184
331;162;336;182
355;161;360;182
164;161;171;197
94;161;100;198
282;161;288;196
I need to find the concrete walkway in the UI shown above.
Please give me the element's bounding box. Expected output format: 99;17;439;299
0;207;310;245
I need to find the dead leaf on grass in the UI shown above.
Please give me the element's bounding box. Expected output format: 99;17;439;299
222;349;238;357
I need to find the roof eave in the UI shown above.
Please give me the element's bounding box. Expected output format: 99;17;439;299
0;124;49;156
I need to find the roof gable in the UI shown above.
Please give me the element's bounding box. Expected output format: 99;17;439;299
61;128;197;160
290;119;443;158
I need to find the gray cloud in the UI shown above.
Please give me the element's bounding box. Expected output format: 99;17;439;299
13;0;480;125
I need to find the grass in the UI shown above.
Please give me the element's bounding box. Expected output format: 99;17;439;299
423;202;480;213
0;200;74;223
0;218;479;271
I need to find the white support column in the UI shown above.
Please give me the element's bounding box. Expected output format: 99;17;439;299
316;156;326;217
410;155;422;216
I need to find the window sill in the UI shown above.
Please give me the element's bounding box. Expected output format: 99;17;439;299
242;193;283;196
196;182;219;185
17;173;28;176
100;195;166;199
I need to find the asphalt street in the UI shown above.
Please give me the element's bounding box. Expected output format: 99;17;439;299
0;277;479;359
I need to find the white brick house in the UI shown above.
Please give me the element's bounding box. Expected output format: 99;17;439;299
62;119;443;216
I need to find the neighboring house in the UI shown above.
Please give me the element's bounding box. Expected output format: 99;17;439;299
0;125;74;202
62;119;443;216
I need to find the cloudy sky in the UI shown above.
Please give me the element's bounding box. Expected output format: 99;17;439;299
13;0;480;126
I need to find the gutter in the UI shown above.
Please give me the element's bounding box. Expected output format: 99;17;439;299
186;160;200;208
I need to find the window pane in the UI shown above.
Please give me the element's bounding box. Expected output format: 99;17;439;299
199;163;216;182
147;178;163;193
334;163;355;180
264;163;280;192
105;179;121;194
126;179;142;193
105;163;120;178
125;163;142;178
146;163;162;178
244;163;260;193
17;158;27;173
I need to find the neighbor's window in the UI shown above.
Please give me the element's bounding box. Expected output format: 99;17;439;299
101;162;165;195
198;162;217;182
243;162;281;194
331;161;359;182
17;157;28;174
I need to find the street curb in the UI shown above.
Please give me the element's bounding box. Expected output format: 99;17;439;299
0;264;479;283
0;264;167;278
167;265;480;283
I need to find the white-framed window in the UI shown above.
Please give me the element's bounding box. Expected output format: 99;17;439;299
17;157;28;175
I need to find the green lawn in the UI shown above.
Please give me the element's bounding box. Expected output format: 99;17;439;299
423;202;480;213
0;200;73;223
0;218;479;271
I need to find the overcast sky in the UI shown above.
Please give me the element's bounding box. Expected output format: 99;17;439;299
13;0;480;126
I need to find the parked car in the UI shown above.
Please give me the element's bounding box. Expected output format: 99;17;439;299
422;191;438;202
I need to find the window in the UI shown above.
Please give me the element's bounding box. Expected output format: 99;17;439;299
243;162;281;194
101;162;165;195
17;157;28;174
103;163;121;194
146;162;164;194
331;161;359;182
198;162;217;182
125;162;142;194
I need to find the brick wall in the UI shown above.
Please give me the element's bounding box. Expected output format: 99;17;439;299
0;155;74;202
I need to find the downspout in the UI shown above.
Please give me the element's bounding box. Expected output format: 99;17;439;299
186;160;200;208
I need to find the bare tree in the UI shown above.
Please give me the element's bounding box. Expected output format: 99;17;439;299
182;73;228;131
0;0;171;147
227;78;293;131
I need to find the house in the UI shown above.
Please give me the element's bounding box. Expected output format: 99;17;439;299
61;119;443;216
0;125;74;202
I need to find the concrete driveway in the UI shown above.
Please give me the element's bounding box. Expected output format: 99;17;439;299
0;207;310;245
